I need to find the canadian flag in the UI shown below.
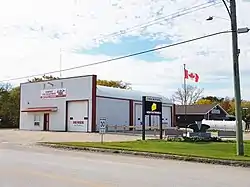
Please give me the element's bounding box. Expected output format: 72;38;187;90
184;69;199;82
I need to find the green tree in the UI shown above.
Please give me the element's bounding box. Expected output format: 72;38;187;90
28;75;59;82
0;83;19;128
7;87;20;127
97;79;131;89
228;100;250;121
28;76;132;90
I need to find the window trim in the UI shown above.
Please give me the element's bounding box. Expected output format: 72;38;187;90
34;114;40;126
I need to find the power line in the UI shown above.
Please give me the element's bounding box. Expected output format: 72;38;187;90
1;1;222;83
90;1;221;42
1;30;231;83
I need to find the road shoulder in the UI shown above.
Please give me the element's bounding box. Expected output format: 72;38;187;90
38;142;250;168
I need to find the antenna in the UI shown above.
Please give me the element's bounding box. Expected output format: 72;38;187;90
59;48;62;78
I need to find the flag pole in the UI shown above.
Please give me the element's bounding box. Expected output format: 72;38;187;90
183;64;187;136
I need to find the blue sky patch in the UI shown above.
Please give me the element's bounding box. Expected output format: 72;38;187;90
74;36;172;62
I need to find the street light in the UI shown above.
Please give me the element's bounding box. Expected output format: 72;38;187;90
206;16;230;21
206;0;249;156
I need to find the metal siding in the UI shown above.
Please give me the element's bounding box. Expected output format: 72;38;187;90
19;112;44;131
96;97;129;130
20;76;93;131
67;101;88;132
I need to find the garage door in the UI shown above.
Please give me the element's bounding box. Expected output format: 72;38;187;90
67;101;89;132
162;106;172;128
134;103;149;130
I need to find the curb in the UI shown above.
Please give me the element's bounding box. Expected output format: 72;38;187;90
38;142;250;168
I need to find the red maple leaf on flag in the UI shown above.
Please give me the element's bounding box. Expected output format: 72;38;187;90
184;69;199;82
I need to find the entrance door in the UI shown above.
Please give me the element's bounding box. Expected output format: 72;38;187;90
43;113;49;131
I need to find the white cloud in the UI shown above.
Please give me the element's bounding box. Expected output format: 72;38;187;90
0;0;250;100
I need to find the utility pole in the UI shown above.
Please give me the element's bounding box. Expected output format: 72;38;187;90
229;0;244;155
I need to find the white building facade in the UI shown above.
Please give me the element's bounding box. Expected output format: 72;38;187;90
20;75;175;132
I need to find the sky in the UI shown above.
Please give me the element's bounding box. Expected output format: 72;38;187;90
0;0;250;100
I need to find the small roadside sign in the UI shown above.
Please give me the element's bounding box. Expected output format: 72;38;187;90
99;118;106;143
99;118;106;134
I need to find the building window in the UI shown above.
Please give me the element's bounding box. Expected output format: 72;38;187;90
34;115;40;126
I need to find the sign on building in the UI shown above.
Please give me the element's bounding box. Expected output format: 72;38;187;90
211;109;220;114
72;120;84;126
41;88;67;99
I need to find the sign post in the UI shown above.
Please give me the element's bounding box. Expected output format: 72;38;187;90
142;96;162;140
99;118;106;144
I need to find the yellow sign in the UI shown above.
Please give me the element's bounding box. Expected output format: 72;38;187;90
151;103;157;111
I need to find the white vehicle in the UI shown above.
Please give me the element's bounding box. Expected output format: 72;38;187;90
202;119;246;131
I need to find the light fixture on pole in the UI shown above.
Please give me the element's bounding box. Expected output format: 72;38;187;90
206;16;230;21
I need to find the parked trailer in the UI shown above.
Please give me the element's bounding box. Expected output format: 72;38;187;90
202;119;246;131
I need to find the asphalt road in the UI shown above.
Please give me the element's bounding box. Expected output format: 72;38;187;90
1;143;250;187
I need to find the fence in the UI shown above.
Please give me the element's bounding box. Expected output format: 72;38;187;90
101;124;184;138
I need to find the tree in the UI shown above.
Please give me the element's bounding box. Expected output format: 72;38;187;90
97;79;131;89
220;97;232;113
195;99;213;105
28;75;59;82
200;96;224;103
5;87;20;127
172;85;204;105
196;96;233;113
28;76;132;90
0;83;19;128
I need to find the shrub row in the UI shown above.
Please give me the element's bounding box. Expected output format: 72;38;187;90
165;136;225;142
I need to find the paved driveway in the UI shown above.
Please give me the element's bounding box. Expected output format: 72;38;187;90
0;129;140;145
0;129;250;145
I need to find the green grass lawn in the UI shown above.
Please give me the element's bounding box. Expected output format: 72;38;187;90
51;140;250;161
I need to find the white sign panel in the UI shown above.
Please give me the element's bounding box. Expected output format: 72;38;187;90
41;88;67;99
211;109;220;114
99;118;106;134
145;96;162;102
72;120;84;126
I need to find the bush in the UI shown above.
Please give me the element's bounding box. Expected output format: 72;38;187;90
183;136;222;142
165;136;223;143
165;137;183;142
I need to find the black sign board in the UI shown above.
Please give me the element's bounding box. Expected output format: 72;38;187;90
142;96;162;115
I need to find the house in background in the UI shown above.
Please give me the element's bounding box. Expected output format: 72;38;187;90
175;104;230;128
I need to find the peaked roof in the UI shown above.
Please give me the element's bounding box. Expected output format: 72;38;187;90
175;104;220;115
